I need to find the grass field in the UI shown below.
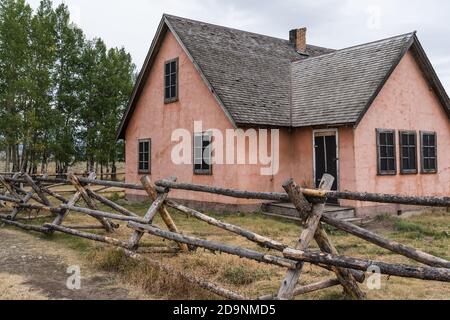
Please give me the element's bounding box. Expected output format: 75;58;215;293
3;193;450;300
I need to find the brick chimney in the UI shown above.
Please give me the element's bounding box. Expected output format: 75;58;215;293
289;27;307;54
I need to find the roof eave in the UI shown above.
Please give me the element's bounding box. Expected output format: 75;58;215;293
116;15;238;141
409;34;450;119
353;33;416;129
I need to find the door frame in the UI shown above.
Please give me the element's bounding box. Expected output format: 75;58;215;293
312;129;340;191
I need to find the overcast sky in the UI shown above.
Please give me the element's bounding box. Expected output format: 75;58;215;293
28;0;450;91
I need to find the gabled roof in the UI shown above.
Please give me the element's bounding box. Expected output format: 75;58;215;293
116;14;333;139
117;15;450;139
291;32;450;127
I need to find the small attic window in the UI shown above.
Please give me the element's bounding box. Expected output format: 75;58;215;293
164;58;178;103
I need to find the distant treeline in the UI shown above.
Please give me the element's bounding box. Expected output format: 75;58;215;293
0;0;135;175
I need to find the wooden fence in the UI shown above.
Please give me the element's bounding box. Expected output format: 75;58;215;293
0;172;449;300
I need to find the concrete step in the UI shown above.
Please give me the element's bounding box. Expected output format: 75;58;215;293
261;202;356;222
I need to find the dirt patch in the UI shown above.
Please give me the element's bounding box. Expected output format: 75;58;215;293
0;228;149;300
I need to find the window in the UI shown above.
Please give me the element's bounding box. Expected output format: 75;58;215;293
194;132;212;175
138;139;151;173
164;58;178;103
376;129;396;175
399;131;417;174
420;131;438;173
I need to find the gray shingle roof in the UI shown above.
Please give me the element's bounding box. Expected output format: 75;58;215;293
165;14;333;127
291;33;415;127
117;15;449;139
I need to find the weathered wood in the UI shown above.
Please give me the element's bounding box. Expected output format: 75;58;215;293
128;221;298;269
60;204;148;223
86;189;138;217
11;203;63;214
314;224;365;299
282;179;312;220
136;247;181;254
277;175;334;300
155;180;450;207
320;214;450;268
60;224;106;230
293;278;340;296
128;193;169;250
44;223;130;248
156;179;290;202
68;174;114;232
120;248;247;300
283;247;450;282
41;187;69;203
11;185;45;204
10;192;34;220
167;200;287;252
16;214;53;221
0;194;22;203
282;177;365;300
140;176;189;252
259;278;340;300
0;175;21;199
1;218;50;233
23;173;51;206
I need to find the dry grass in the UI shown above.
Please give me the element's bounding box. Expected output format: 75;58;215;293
0;273;47;300
5;193;450;300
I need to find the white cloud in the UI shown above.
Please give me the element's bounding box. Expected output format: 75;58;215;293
26;0;450;93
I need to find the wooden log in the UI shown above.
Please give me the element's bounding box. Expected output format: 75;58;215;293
11;203;63;214
259;278;340;300
23;173;51;206
140;176;189;252
136;247;181;254
44;223;131;248
11;185;45;204
10;192;34;220
60;204;147;223
167;200;287;252
0;194;22;203
155;180;450;207
293;278;340;296
283;247;450;282
128;221;298;269
68;174;114;232
313;224;365;299
156;180;290;202
281;179;312;220
128;192;169;250
320;214;450;269
120;248;247;300
61;225;107;230
277;175;335;300
41;187;69;203
0;175;21;199
86;189;138;217
282;177;365;300
1;218;50;233
16;214;53;221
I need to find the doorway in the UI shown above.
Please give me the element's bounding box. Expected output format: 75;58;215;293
313;130;339;203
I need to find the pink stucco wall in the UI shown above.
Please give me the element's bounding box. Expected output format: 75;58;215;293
125;31;293;207
125;31;449;213
351;50;450;214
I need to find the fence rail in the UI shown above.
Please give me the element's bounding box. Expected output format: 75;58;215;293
0;172;448;300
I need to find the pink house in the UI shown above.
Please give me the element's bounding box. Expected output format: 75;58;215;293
117;15;450;217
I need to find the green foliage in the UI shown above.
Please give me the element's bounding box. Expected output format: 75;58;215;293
0;0;135;173
394;219;449;240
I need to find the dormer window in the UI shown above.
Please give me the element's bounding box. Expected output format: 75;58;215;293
164;58;178;103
